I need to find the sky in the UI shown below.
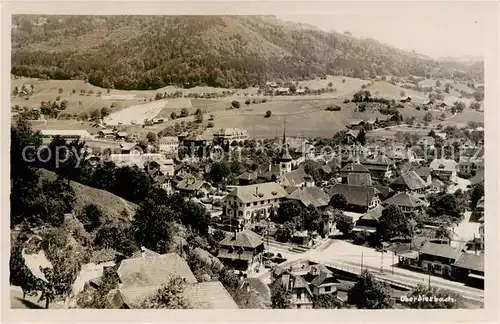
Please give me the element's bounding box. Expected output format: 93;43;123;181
278;2;490;59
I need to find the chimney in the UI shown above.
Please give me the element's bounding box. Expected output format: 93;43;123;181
255;186;259;197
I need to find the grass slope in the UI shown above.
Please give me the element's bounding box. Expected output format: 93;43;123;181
39;169;138;220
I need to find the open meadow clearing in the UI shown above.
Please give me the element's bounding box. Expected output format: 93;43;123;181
103;100;168;125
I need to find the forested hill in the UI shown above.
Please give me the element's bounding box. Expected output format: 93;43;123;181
11;15;481;90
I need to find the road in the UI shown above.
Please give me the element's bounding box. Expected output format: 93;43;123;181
259;239;484;303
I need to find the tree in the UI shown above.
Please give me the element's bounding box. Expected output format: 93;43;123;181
405;284;464;309
472;90;484;102
270;280;291;309
180;108;189;118
275;221;295;242
470;183;484;209
328;82;333;87
265;110;272;118
314;294;344;309
376;205;410;241
89;109;101;121
453;101;466;113
101;107;110;118
209;162;230;185
436;80;441;87
334;213;354;237
428;193;463;220
77;203;104;232
194;110;204;123
13;86;19;96
170;111;177;120
137;276;191;309
207;122;214;128
444;83;451;93
146;132;158;143
10;243;41;298
356;128;366;146
231;100;241;109
275;200;302;224
329;194;347;210
76;269;119;308
94;220;138;256
348;270;393;309
434;224;452;241
133;199;177;254
58;87;64;94
423;112;433;122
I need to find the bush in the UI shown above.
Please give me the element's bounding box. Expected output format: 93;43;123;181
343;99;350;104
231;100;241;109
245;99;250;105
325;105;341;111
207;122;214;128
262;98;268;103
352;231;370;245
265;110;272;118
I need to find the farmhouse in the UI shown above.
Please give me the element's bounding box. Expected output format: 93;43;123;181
327;184;381;213
115;131;128;140
40;129;92;141
97;129;116;140
223;182;289;227
340;163;372;186
213;127;249;144
275;87;290;95
176;177;210;197
414;167;432;185
119;142;142;154
429;159;457;182
286;186;330;210
277;168;315;188
428;178;446;193
382;192;427;214
354;204;384;232
217;229;264;275
361;154;395;180
389;171;428;194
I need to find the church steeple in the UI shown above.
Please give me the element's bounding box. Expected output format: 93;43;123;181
279;119;292;176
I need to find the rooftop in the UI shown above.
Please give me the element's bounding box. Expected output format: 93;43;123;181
430;159;457;172
219;229;263;249
383;191;427;208
287;187;330;208
390;171;428;190
226;182;289;204
327;184;380;207
117;253;197;289
453;252;484;273
419;242;462;260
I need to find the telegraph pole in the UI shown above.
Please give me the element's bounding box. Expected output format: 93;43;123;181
380;250;384;274
392;251;395;275
360;252;364;272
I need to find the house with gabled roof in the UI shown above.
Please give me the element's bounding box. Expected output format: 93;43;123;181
418;242;464;278
452;252;484;285
415;167;432;185
430;158;457;182
390;170;428;194
217;229;265;275
277;168;315;189
327;184;381;213
340;162;371;185
286;187;330;210
382;191;427;214
361;154;396;180
223;182;288;227
354;205;384;232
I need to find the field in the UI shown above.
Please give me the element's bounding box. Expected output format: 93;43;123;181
14;75;482;140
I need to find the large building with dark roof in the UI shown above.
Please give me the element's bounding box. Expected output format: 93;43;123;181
217;229;265;275
327;184;381;213
389;170;428;194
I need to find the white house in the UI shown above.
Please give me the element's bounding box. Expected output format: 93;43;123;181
158;136;179;155
224;182;289;228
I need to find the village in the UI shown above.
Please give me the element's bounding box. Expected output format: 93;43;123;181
12;78;485;309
